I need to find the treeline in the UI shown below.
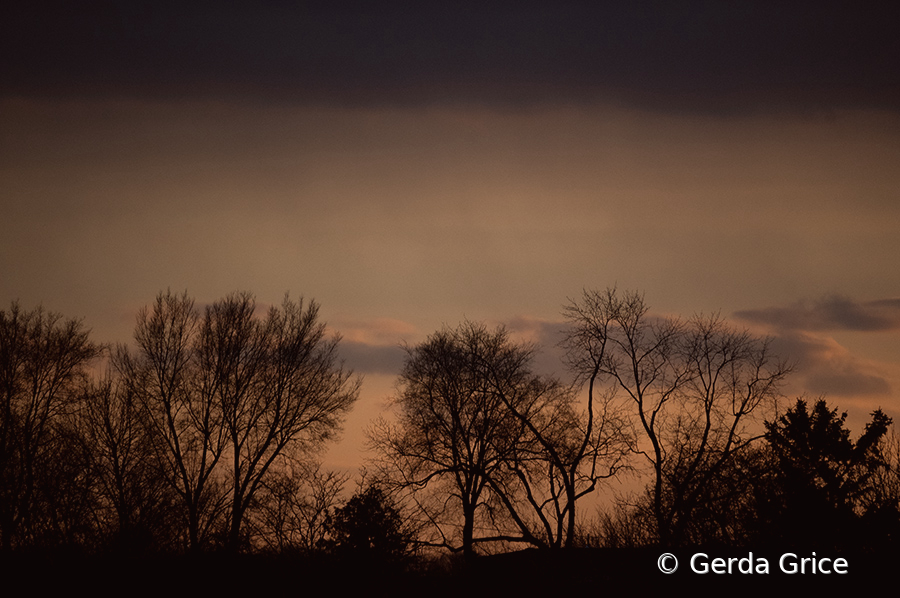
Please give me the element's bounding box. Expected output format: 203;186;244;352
1;288;898;565
0;291;358;554
369;288;900;556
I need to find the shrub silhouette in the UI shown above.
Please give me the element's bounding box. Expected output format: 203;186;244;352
323;485;412;567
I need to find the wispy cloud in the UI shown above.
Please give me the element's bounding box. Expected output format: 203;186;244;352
332;315;573;378
338;305;898;400
332;317;421;347
504;315;569;347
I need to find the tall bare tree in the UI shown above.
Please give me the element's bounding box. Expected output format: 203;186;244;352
116;290;359;552
115;291;224;551
208;293;360;552
483;372;627;549
0;302;101;550
563;288;790;546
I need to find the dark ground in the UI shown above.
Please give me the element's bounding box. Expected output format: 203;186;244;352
1;546;891;596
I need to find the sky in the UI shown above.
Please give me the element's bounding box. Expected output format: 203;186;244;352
2;2;900;470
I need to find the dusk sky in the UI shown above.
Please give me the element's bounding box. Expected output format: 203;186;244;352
3;2;899;469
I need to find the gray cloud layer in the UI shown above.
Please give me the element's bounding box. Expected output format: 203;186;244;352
337;317;571;378
338;304;894;401
735;296;898;399
337;340;407;376
735;296;900;332
769;332;891;397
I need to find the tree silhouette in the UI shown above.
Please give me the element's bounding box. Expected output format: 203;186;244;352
251;460;348;554
75;372;178;552
369;323;532;557
114;291;226;551
563;288;790;546
370;321;625;555
324;484;412;567
0;302;101;550
758;398;893;549
480;342;627;549
204;293;359;552
115;290;359;552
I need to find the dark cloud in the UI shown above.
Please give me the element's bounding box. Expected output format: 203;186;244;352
335;317;570;378
734;296;900;332
769;331;891;397
337;339;406;376
3;2;898;113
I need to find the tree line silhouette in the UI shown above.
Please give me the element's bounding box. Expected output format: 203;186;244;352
1;288;898;570
0;291;358;555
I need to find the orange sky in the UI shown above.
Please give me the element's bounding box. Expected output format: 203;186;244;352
3;98;899;470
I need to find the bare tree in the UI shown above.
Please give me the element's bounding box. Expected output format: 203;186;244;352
116;291;359;552
208;293;360;552
115;291;226;551
477;336;628;549
75;371;178;551
0;302;101;550
563;288;790;546
370;321;626;555
369;323;532;557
